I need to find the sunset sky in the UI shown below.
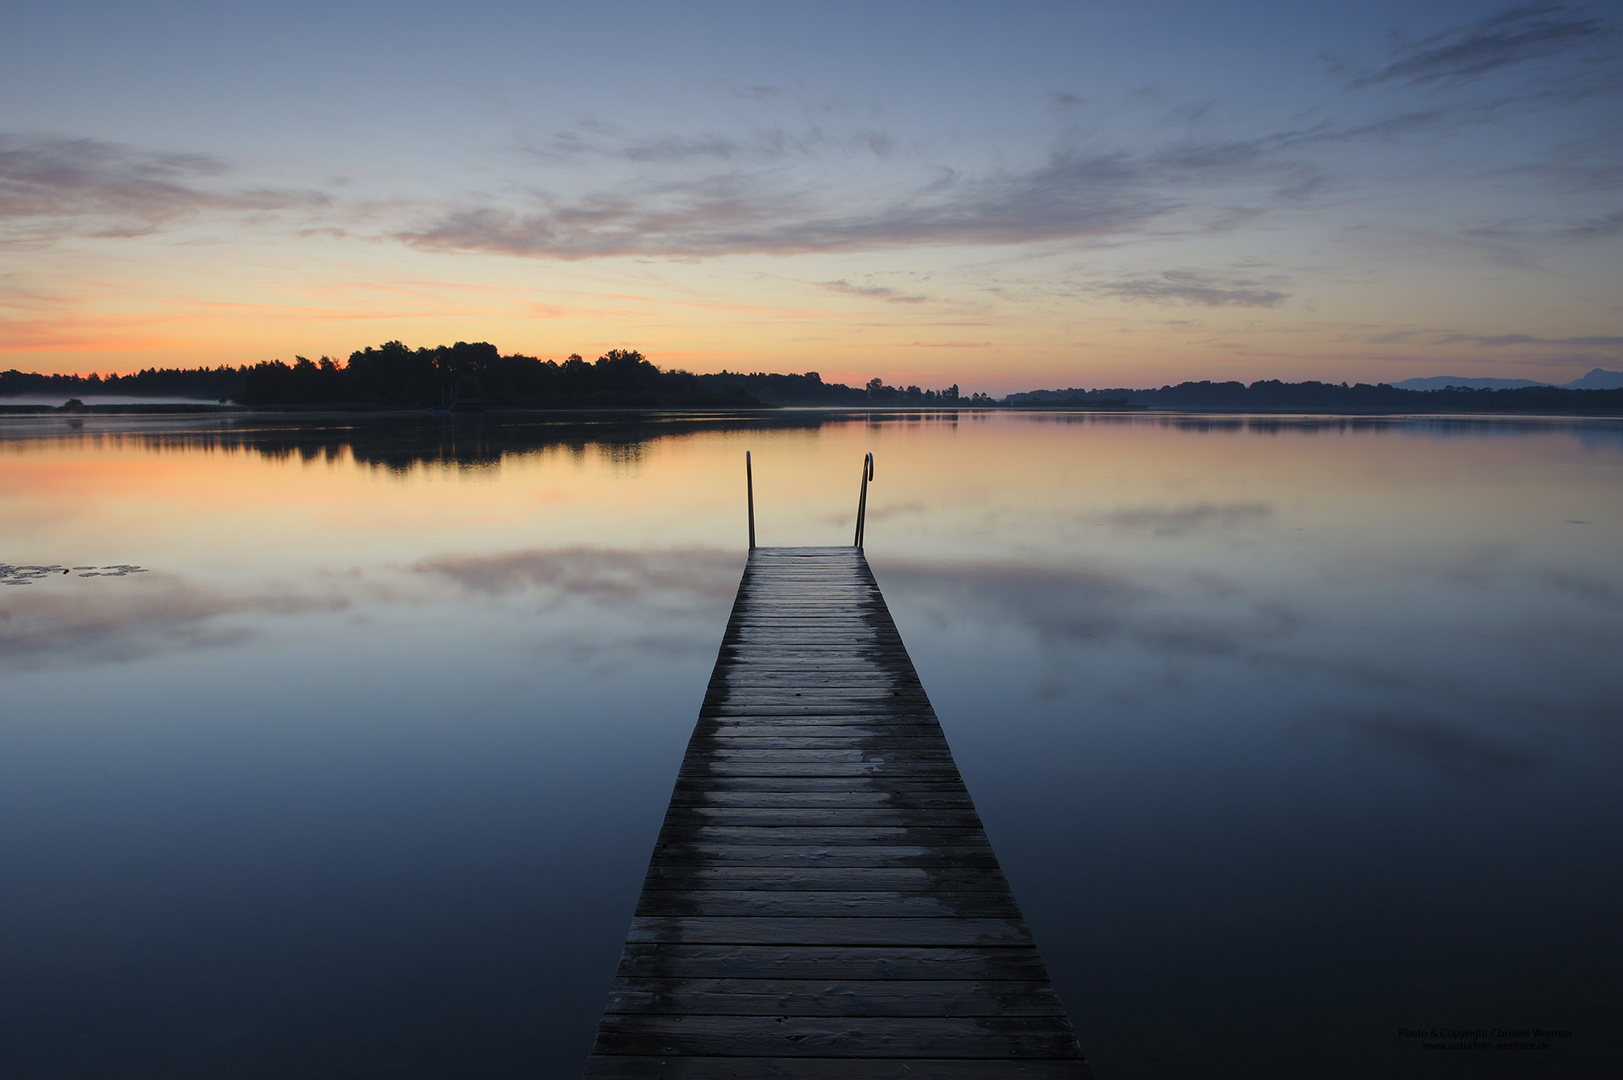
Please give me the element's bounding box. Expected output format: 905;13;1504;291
3;1;1620;392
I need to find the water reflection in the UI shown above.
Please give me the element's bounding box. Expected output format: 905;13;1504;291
1;411;1619;1079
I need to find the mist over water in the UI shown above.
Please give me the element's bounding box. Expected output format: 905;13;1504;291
2;411;1619;1078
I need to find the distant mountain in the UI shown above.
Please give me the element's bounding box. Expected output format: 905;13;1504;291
1565;367;1623;390
1393;368;1623;391
1393;375;1553;390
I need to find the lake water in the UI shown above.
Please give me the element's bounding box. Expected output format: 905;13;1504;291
2;410;1619;1078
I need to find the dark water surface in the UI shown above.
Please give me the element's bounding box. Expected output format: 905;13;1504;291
2;411;1619;1078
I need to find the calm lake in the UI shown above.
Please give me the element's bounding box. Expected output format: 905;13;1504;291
2;410;1619;1078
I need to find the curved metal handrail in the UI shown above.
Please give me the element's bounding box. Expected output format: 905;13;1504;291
853;452;874;549
746;450;756;550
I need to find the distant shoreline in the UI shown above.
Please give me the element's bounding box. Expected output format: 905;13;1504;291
4;401;1622;419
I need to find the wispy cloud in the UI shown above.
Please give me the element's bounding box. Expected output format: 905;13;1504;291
0;133;328;239
1438;332;1623;347
12;4;1617;267
1097;270;1288;308
817;278;928;304
731;85;788;103
407;65;1590;264
1563;209;1623;238
396;142;1177;259
1354;3;1615;88
521;118;897;168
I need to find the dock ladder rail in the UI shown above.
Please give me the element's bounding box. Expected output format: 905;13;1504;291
743;450;876;550
853;451;874;549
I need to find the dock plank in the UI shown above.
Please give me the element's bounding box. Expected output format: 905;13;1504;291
583;547;1089;1077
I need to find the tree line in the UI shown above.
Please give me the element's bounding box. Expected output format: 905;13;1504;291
1006;379;1623;414
0;365;245;401
238;342;759;408
694;371;979;405
9;350;1621;414
1;344;984;410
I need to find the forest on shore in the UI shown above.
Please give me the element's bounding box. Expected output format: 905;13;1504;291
3;341;1621;414
1;343;755;410
1004;381;1623;414
0;342;976;409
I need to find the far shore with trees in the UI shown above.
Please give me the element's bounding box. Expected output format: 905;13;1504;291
2;340;1621;415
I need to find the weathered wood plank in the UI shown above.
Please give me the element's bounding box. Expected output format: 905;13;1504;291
670;776;972;793
584;1057;1090;1079
690;727;951;741
623;916;1031;946
657;813;986;830
611;943;1054;981
665;790;976;809
589;1013;1084;1058
602;977;1068;1017
633;890;1023;919
640;864;1009;889
692;737;954;751
679;767;963;780
646;851;1002;871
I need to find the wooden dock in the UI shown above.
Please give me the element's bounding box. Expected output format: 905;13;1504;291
583;546;1091;1079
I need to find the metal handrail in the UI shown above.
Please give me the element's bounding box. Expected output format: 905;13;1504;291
853;452;874;548
746;451;756;549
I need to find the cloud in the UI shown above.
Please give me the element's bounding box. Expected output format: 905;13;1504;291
523;120;895;168
1097;270;1288;308
410;82;1511;263
1437;332;1623;347
731;85;788;102
1354;3;1616;88
0;133;328;239
394;144;1176;259
1564;209;1623;237
817;279;928;304
534;127;756;165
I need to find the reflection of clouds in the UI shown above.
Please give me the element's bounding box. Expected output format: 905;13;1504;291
414;546;740;602
415;546;745;670
877;559;1154;644
1540;570;1623;609
0;574;340;670
815;501;925;528
1105;502;1274;537
1324;708;1542;781
878;555;1618;780
0;548;744;673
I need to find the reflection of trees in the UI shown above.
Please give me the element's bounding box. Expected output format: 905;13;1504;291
117;413;835;472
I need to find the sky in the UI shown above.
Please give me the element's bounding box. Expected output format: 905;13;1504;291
2;0;1620;392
